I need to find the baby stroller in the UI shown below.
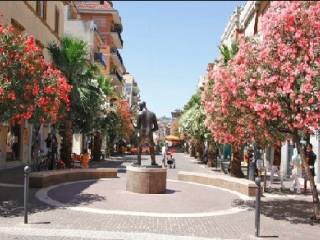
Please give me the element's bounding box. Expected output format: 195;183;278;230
166;151;176;168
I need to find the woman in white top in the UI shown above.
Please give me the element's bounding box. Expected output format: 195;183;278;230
290;147;302;193
161;144;167;167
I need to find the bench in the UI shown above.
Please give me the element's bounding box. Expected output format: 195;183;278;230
178;171;257;196
29;168;118;188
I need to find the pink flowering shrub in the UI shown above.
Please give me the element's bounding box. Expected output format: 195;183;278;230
256;1;320;136
203;1;320;147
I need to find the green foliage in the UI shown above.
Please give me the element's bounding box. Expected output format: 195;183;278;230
97;75;114;96
219;42;239;65
47;37;88;82
183;90;201;111
180;91;210;141
47;37;111;134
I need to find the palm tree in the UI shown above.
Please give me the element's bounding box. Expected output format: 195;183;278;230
219;42;239;65
47;37;104;167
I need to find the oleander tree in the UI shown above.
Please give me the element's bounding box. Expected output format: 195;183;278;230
204;1;320;217
203;61;249;176
203;41;255;176
116;99;134;141
180;91;212;162
0;25;71;125
253;1;320;218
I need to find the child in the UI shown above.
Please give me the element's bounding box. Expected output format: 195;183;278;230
81;149;91;169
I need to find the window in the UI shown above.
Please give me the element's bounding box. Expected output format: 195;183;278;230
55;7;60;34
36;1;47;20
10;19;25;33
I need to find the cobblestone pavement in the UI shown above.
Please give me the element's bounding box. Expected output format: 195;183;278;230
0;153;319;239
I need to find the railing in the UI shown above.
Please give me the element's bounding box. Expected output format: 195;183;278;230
115;70;122;82
111;24;124;47
111;47;123;65
110;69;123;82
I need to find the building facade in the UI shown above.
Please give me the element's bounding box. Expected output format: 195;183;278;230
123;73;140;111
73;1;126;95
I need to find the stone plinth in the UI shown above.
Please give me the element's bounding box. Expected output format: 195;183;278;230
178;171;257;197
30;168;118;188
126;166;167;194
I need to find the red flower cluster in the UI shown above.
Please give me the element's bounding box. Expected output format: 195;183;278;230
0;24;72;125
116;99;134;140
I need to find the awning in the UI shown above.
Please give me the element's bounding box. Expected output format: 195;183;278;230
165;135;181;141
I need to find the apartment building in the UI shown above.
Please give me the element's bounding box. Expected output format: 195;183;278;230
123;73;140;112
73;1;126;95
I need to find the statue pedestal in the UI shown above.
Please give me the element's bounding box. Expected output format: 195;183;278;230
126;166;167;194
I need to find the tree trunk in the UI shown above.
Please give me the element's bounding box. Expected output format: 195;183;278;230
61;117;73;168
295;135;320;220
207;140;217;167
230;145;244;178
190;140;196;157
196;140;204;162
92;131;102;161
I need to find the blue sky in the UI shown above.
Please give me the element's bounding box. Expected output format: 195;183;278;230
113;1;244;118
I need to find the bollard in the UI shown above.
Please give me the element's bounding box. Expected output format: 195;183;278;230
255;176;261;237
24;165;31;224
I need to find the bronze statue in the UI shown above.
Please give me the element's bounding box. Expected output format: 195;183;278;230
135;101;159;166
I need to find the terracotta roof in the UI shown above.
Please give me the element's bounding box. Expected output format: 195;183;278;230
75;1;113;11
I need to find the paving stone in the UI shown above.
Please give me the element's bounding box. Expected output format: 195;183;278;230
0;153;319;240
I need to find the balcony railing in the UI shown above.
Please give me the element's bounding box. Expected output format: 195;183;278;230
110;69;123;82
111;24;124;47
111;47;123;66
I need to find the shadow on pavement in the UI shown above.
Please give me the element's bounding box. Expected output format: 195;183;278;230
165;189;181;194
0;187;55;218
0;180;105;218
258;236;279;238
47;180;105;205
232;198;316;225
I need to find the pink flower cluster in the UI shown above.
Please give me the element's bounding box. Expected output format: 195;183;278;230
202;1;320;146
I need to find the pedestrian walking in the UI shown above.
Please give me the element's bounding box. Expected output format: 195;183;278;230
268;144;284;191
303;143;316;193
46;131;58;170
290;146;302;194
162;143;167;167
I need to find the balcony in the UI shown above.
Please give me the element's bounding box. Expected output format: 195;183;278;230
110;24;123;49
132;86;139;96
110;47;125;73
110;68;123;82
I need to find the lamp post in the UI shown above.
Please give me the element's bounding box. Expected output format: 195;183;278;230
255;176;261;237
24;165;31;224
